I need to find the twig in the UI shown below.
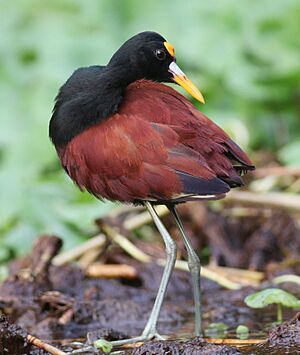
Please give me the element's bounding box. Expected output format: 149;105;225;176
159;259;241;290
52;234;106;266
205;338;266;345
102;223;151;263
78;248;103;269
225;191;300;213
254;166;300;178
27;334;67;355
102;223;241;290
273;274;300;286
123;205;169;230
86;263;138;279
52;205;168;266
208;265;264;281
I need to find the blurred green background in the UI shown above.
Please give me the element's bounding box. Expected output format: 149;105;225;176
0;0;299;260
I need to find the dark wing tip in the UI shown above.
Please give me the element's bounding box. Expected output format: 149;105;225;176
176;170;230;196
225;139;255;170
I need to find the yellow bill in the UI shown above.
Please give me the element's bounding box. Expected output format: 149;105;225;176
168;61;205;104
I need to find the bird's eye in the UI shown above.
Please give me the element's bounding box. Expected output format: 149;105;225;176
154;49;166;61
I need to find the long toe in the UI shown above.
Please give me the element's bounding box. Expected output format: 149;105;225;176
111;332;166;347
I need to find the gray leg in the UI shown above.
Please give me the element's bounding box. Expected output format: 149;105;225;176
112;201;177;346
169;205;202;336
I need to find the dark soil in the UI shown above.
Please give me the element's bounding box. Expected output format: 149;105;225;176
0;314;47;355
0;205;299;354
268;312;300;347
162;203;300;271
242;312;300;355
131;338;242;355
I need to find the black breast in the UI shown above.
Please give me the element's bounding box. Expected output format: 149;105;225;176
49;65;123;148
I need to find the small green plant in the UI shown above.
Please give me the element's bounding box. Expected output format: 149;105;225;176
204;322;228;337
244;288;300;323
93;339;113;354
236;325;249;339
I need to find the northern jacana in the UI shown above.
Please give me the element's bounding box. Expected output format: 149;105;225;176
49;31;254;345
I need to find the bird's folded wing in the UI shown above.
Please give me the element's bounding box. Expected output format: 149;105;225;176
61;113;231;203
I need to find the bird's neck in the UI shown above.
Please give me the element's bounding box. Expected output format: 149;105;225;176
50;64;141;147
102;64;139;87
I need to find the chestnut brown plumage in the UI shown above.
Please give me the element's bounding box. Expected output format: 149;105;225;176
50;31;254;346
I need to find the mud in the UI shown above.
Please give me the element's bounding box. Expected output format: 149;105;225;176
268;312;300;346
0;236;192;344
131;338;242;355
164;204;300;271
0;314;47;355
0;205;299;354
242;312;300;355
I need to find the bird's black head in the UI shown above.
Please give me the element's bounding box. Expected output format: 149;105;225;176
107;31;204;102
108;31;173;83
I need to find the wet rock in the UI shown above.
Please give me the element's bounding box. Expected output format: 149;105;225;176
131;338;242;355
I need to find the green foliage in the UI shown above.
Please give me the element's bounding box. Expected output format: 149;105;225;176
245;288;300;309
204;322;228;337
245;288;300;322
0;0;299;257
94;339;113;353
236;325;249;340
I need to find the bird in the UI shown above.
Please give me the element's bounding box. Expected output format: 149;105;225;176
49;31;254;345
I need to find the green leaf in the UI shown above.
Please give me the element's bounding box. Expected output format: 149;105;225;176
205;322;228;337
93;339;113;353
245;288;300;309
236;325;249;339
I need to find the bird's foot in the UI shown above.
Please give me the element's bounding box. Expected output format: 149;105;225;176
111;330;165;347
70;331;165;353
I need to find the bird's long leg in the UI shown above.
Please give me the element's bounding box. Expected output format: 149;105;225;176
168;204;202;336
111;201;177;346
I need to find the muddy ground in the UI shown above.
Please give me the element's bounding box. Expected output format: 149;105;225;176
0;203;299;354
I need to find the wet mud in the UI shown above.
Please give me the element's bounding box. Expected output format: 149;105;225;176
0;204;299;354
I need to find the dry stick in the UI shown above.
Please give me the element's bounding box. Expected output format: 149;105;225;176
208;265;264;281
123;205;169;230
205;338;266;346
51;206;168;266
27;334;67;355
101;223;241;290
101;223;151;263
159;259;241;290
254;166;300;178
78;247;103;269
52;234;106;266
86;263;138;279
225;191;300;213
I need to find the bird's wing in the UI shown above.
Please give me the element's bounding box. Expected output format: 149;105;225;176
60;112;230;203
120;80;254;184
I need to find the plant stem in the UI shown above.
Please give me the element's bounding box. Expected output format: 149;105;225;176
277;303;283;323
